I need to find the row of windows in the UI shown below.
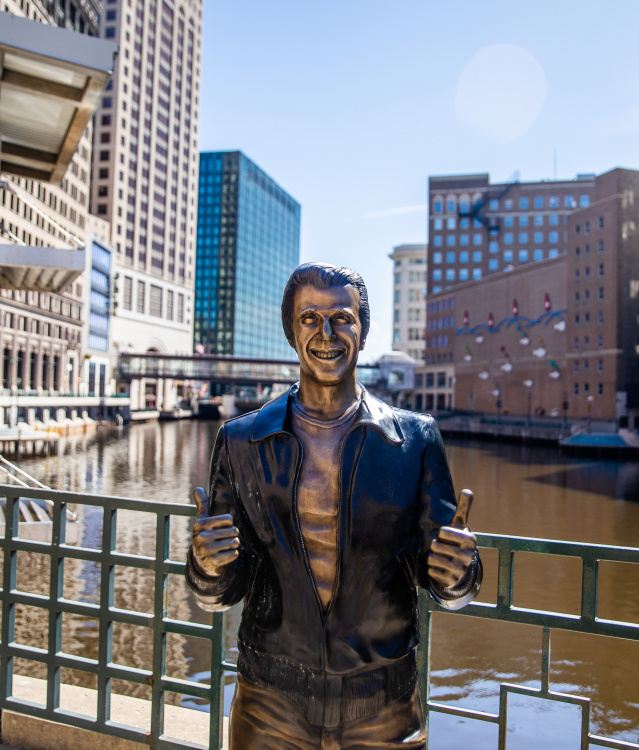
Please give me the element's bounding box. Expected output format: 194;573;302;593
573;359;604;373
432;251;484;264
121;276;184;322
574;310;604;326
573;335;605;350
434;214;562;231
424;353;454;365
426;316;454;331
433;194;590;214
432;234;483;248
573;382;604;396
415;372;449;388
574;264;604;280
432;269;482;282
575;240;605;256
427;298;455;313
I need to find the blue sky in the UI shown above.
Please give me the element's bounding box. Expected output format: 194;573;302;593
199;0;639;362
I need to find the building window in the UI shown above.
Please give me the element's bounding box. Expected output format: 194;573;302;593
519;215;529;227
533;196;543;209
459;234;469;247
446;251;456;264
446;235;456;247
504;199;513;210
598;287;604;301
472;251;482;263
597;335;603;348
433;218;443;230
549;231;559;243
447;217;456;230
565;195;575;208
574;270;580;281
573;361;579;373
177;293;184;323
519;232;528;244
459;251;469;263
433;200;443;213
489;259;499;270
150;285;162;317
473;234;482;246
597;359;603;372
504;216;514;228
549;196;559;208
489;241;498;254
137;281;145;313
597;383;603;395
574;337;580;351
598;264;604;277
533;249;543;261
123;276;133;310
534;215;543;226
580;195;590;207
598;216;604;229
432;252;442;264
472;269;482;280
583;382;590;394
598;240;604;253
504;250;513;262
459;268;469;281
445;269;455;281
519;197;529;209
583;359;589;371
433;269;442;281
489;199;499;210
585;221;590;234
533;232;543;244
433;236;442;247
504;233;513;244
460;218;470;228
549;214;559;226
447;200;456;213
573;383;579;395
549;248;559;258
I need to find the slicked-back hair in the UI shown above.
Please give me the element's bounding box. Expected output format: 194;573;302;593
281;262;370;348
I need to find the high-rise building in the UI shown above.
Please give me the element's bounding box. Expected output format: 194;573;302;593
389;243;427;362
195;151;301;360
90;0;203;409
0;6;115;421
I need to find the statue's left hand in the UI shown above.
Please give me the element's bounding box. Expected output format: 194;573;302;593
428;489;477;590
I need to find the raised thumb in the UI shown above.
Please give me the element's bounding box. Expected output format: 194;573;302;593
193;487;210;519
450;489;473;529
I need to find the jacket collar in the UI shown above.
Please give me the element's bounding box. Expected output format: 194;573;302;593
250;383;404;445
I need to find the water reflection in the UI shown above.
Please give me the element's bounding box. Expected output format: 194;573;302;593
8;425;639;745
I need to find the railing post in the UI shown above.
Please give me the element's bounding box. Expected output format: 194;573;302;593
418;591;432;749
209;611;226;750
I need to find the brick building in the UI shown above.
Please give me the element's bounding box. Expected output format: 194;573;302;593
407;167;639;426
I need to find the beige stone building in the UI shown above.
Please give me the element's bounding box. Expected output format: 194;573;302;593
389;243;427;363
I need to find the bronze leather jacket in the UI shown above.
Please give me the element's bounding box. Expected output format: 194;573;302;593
186;385;480;723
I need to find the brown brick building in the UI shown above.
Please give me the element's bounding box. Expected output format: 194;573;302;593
413;168;639;427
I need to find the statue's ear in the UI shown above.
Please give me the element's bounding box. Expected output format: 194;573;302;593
359;338;367;352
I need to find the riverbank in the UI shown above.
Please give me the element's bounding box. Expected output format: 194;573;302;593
437;414;639;457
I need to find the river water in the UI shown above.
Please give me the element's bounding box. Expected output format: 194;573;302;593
7;419;639;749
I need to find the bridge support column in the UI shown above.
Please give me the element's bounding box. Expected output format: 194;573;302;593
130;380;142;410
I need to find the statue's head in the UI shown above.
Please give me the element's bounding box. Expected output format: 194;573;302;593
281;262;370;385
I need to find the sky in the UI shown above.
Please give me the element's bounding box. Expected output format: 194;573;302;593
198;0;639;363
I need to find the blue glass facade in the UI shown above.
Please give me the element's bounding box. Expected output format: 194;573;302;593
89;240;111;352
195;151;301;358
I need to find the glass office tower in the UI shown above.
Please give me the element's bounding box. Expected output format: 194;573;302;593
195;151;301;359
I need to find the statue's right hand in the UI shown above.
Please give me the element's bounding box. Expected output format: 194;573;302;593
191;487;240;577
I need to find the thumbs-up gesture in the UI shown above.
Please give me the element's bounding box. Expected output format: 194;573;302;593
428;489;477;590
191;487;241;578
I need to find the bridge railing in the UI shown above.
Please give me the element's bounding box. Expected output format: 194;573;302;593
0;484;637;750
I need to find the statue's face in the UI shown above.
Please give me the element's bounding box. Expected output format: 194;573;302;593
291;284;364;386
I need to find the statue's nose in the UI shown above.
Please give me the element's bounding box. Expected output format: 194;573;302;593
321;317;335;339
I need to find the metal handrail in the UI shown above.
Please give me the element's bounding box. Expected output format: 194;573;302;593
0;485;637;750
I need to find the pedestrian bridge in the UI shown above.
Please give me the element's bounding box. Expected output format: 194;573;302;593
117;353;381;389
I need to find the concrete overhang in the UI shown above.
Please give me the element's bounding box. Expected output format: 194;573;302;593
0;243;84;292
0;12;118;183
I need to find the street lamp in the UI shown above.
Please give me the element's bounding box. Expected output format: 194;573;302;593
523;378;534;426
586;394;594;433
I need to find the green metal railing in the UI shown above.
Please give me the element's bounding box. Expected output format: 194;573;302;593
0;484;638;749
419;533;639;750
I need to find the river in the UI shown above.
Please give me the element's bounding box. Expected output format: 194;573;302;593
6;419;639;749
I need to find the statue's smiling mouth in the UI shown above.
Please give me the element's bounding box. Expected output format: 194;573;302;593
310;349;344;360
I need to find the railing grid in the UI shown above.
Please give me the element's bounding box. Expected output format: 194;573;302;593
0;484;226;750
1;485;638;750
419;533;639;750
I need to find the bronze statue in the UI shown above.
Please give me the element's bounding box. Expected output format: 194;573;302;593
186;262;482;749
